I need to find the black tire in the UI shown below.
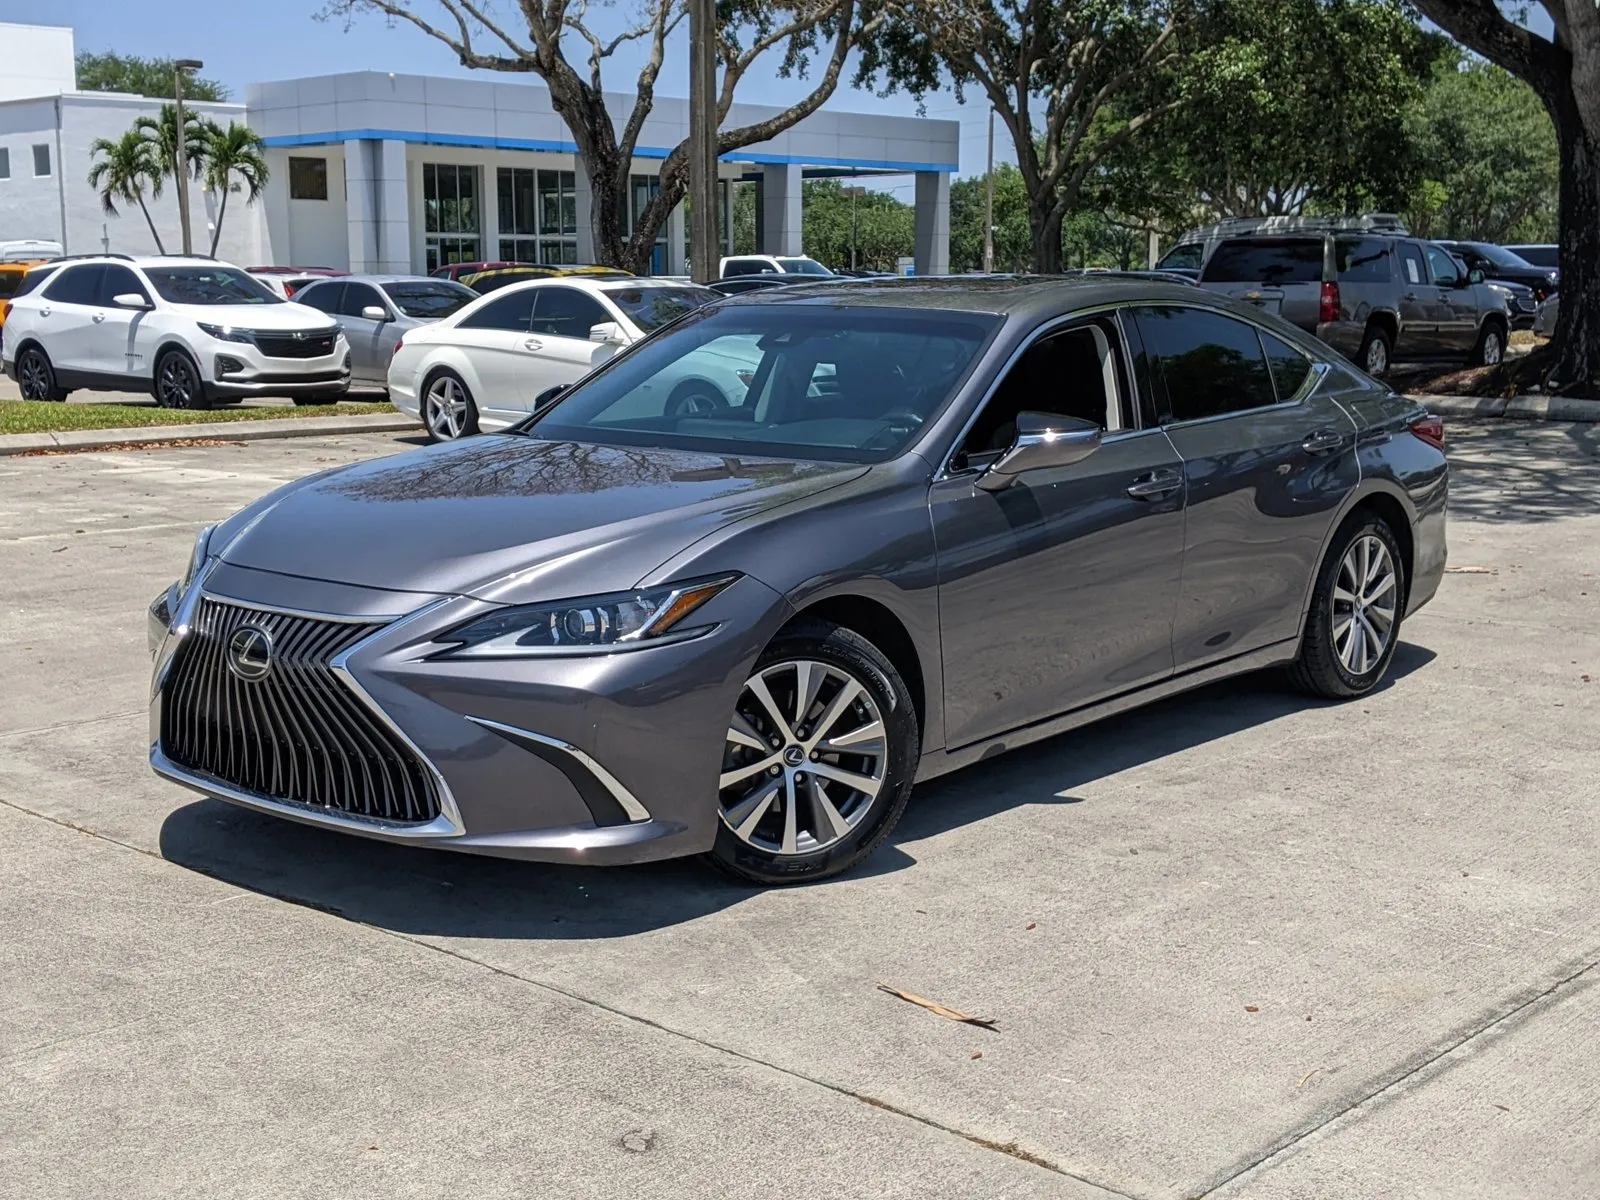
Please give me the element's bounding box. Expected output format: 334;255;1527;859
16;345;68;401
292;390;346;406
708;621;920;886
153;350;210;410
1289;511;1407;700
419;368;479;443
1472;319;1506;367
666;378;730;416
1356;324;1393;378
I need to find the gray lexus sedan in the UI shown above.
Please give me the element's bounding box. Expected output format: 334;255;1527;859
147;276;1448;884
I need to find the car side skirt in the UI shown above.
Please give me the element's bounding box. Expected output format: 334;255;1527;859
915;639;1298;784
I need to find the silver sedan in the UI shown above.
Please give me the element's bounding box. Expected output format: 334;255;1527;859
293;275;478;388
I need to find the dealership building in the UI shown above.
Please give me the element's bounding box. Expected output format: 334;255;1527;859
0;22;957;275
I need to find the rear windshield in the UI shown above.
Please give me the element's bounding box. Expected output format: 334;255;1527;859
776;257;831;276
143;266;283;306
1335;237;1392;282
382;280;476;318
602;284;719;331
1157;243;1204;272
1509;245;1558;268
1201;239;1324;284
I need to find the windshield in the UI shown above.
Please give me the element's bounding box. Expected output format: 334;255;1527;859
1509;245;1557;268
776;257;831;276
144;266;282;306
1467;243;1537;269
602;284;719;331
1157;244;1204;271
1202;239;1324;284
527;305;999;463
383;280;476;318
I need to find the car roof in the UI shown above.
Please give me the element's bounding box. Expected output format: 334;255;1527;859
472;275;709;297
307;273;465;287
711;273;1215;318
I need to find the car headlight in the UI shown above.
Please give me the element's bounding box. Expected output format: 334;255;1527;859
196;322;253;344
180;524;216;596
436;575;737;658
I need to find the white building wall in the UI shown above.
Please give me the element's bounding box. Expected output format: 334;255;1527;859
259;144;350;269
0;24;76;103
0;96;67;246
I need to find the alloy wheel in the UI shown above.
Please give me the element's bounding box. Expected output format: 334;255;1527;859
157;355;198;408
425;376;469;439
1332;534;1398;676
1482;330;1504;365
1365;338;1388;376
18;351;50;400
718;659;886;856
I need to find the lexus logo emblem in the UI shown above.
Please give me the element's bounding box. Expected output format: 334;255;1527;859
226;626;274;681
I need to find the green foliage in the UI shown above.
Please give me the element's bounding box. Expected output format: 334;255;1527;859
75;52;229;102
87;130;170;254
133;105;213;183
1401;62;1558;243
949;165;1034;272
202;123;271;256
800;180;914;271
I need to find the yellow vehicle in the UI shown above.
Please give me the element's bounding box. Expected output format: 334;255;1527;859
0;261;57;346
459;264;632;295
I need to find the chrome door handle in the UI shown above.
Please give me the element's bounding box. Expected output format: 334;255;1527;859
39;307;51;317
1127;471;1182;500
522;338;544;352
1401;293;1418;301
1302;429;1346;455
92;313;106;323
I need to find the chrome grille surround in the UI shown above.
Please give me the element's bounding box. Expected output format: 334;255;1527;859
156;594;453;829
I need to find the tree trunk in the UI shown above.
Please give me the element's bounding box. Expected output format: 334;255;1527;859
1030;198;1065;274
136;195;166;255
1547;87;1600;394
210;190;228;258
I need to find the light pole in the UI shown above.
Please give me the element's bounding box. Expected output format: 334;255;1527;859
687;0;719;284
173;59;204;256
982;109;995;274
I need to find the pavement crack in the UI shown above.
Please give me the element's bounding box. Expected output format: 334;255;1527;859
0;709;146;742
1192;953;1600;1198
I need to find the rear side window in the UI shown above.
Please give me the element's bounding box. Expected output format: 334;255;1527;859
1133;307;1278;422
459;289;535;332
14;266;57;298
1201;240;1324;284
1335;238;1392;283
1261;331;1316;402
43;264;104;306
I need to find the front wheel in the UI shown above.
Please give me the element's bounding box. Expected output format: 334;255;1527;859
1289;512;1406;700
709;622;919;885
154;351;210;410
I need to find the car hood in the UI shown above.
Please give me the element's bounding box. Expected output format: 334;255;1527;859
176;301;338;331
216;436;867;602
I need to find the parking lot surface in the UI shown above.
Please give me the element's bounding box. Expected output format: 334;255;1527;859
1;421;1597;1199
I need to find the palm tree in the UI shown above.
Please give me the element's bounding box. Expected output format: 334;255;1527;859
203;122;269;256
87;130;167;253
134;104;211;239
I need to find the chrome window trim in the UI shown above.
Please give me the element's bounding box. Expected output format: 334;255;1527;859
465;715;652;823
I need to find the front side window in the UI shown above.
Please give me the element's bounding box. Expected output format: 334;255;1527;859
601;284;717;332
458;289;536;332
142;266;283;306
338;282;385;317
1201;239;1323;284
97;264;149;306
1424;245;1461;286
43;264;103;306
32;143;50;177
528;306;998;463
289;157;328;200
531;286;609;340
383;280;475;319
1133;306;1278;423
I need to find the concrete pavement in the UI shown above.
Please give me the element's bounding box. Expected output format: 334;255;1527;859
1;421;1597;1198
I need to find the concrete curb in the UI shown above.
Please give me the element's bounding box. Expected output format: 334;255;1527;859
1411;393;1600;423
0;412;419;456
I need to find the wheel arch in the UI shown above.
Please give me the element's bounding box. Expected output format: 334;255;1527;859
782;591;929;743
1296;480;1417;635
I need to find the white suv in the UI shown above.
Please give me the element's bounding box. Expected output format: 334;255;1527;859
1;256;350;409
719;254;832;279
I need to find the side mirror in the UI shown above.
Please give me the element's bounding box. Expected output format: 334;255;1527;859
361;305;390;321
1467;268;1485;286
975;412;1102;492
589;321;629;345
533;383;570;411
113;292;151;310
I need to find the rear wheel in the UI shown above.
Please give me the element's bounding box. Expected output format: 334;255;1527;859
154;350;210;410
709;622;919;885
1289;512;1406;700
421;370;478;442
1356;325;1392;378
17;346;67;401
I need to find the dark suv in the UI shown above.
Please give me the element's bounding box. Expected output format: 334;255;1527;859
1199;233;1514;377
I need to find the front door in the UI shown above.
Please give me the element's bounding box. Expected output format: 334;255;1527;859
1132;306;1359;671
932;315;1187;749
86;263;153;382
336;281;392;384
1424;244;1478;356
524;285;615;402
450;288;540;422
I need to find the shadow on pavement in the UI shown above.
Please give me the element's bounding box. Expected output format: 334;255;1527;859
1445;420;1600;525
159;645;1435;940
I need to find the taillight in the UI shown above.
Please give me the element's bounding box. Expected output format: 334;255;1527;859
1410;413;1445;451
735;369;755;388
1319;282;1340;325
392;337;403;356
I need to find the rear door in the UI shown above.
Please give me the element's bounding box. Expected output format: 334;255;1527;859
35;264;105;375
1394;243;1436;356
525;285;614;400
1198;238;1326;333
1132;305;1358;670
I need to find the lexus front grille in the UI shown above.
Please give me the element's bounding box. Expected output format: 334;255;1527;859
161;598;441;824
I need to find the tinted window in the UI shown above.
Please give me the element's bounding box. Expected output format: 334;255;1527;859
0;272;19;300
529;306;997;463
465;269;551;294
144;266;282;305
1510;245;1558;268
602;284;717;331
1261;331;1315;402
531;286;609;339
1335;238;1392;283
339;282;386;317
722;260;768;277
1201;239;1323;284
288;156;328;200
1157;243;1204;272
1461;242;1535;269
775;257;830;276
98;264;148;305
43;265;104;306
1424;246;1461;286
382;280;475;318
459;289;535;332
14;266;57;298
1134;307;1277;422
295;281;344;314
1399;245;1427;286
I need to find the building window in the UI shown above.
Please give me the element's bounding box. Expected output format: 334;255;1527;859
497;167;576;265
32;144;51;178
288;156;328;201
0;148;9;180
629;173;669;275
423;162;481;272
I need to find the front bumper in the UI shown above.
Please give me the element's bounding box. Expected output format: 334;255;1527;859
147;562;788;865
200;336;351;399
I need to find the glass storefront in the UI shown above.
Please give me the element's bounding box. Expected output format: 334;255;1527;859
423;163;481;271
498;168;577;264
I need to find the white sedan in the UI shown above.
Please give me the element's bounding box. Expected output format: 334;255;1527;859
388;275;741;442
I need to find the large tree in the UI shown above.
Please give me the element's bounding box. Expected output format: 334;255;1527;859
204;123;271;256
321;0;886;274
87;131;169;253
1411;0;1599;393
75;52;230;102
858;0;1191;273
